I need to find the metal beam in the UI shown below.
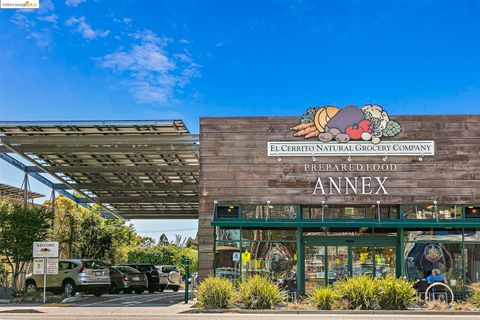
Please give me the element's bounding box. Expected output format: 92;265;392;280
96;196;199;204
11;145;199;154
116;210;198;219
68;183;198;191
1;134;199;145
0;153;78;203
121;214;198;219
0;119;185;127
0;141;122;219
26;165;200;174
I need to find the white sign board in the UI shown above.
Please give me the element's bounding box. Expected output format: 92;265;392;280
267;140;435;157
33;258;44;275
232;252;240;262
46;258;59;275
33;242;59;258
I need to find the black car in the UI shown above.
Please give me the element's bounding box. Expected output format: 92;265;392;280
125;264;160;293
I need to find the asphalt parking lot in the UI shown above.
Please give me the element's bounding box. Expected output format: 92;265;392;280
64;290;184;307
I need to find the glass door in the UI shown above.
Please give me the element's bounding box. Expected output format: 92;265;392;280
327;246;349;284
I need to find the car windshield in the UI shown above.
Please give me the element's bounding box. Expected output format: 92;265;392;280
84;260;106;269
116;266;140;274
161;266;178;273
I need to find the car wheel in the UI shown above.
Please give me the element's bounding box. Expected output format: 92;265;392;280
158;287;164;292
135;289;144;294
172;286;179;292
25;280;37;293
148;288;155;294
93;290;104;297
62;280;76;297
123;289;133;294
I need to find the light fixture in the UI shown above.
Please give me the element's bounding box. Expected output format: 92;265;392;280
383;154;388;162
214;200;218;205
418;153;424;161
277;156;282;162
312;154;316;162
347;154;352;162
228;205;235;209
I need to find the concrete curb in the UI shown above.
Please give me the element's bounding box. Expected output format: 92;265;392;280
0;299;11;304
184;308;480;315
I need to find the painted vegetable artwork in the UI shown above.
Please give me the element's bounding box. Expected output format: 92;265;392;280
291;104;402;144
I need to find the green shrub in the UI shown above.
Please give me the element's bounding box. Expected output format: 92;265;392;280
237;275;286;309
308;286;338;310
468;283;480;308
197;277;235;309
377;276;416;310
335;276;378;310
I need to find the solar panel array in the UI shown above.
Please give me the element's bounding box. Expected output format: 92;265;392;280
0;120;199;219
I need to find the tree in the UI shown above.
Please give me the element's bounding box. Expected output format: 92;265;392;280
137;236;156;247
185;234;198;250
0;201;53;292
77;210;113;262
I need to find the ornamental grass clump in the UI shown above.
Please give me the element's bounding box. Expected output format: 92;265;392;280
197;277;235;309
308;286;338;310
335;276;378;310
237;275;286;309
468;283;480;308
377;276;416;310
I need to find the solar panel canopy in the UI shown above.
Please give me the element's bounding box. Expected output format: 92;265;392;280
0;120;199;219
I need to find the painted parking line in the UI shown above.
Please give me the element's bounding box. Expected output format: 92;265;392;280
77;292;182;307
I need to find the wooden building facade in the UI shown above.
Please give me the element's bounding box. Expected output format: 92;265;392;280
198;114;480;295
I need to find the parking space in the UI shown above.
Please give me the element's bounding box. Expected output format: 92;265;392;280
65;291;184;307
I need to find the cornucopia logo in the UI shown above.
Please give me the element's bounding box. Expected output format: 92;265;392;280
291;104;402;144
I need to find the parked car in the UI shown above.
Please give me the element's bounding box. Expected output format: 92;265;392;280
155;265;181;292
25;259;110;297
108;266;148;294
125;264;160;293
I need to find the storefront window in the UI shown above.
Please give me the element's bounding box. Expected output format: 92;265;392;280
242;204;266;219
242;204;296;219
241;241;296;290
375;246;396;278
215;227;240;241
214;242;241;280
403;205;461;219
465;244;480;283
404;242;464;290
241;229;296;241
302;205;399;220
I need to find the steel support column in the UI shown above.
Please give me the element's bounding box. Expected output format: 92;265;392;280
296;227;305;296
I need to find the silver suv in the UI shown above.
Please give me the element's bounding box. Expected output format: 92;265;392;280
155;265;181;292
25;259;110;296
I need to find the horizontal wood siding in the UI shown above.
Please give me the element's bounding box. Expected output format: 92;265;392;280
197;114;480;278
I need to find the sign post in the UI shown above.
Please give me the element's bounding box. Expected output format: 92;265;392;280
33;242;59;303
182;257;190;304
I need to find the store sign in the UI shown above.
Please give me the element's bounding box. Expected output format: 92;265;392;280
33;242;59;258
424;244;443;262
268;140;435;157
313;176;389;195
268;104;437;196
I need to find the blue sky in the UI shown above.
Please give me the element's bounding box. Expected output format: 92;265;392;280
0;0;479;240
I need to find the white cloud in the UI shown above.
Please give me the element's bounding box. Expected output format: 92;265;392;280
98;30;199;104
37;14;58;24
66;16;110;39
10;0;57;47
65;0;86;7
